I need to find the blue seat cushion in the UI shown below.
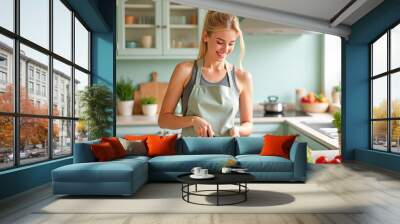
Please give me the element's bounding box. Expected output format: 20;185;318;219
53;159;147;183
178;137;235;155
236;155;293;172
236;137;263;155
149;154;235;172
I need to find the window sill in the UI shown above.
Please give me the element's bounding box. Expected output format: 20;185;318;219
0;156;72;175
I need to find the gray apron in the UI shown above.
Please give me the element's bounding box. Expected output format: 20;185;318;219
182;59;239;136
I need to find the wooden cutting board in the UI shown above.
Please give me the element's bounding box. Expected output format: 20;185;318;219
133;72;169;114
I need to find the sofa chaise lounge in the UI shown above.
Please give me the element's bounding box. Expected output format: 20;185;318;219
52;137;307;196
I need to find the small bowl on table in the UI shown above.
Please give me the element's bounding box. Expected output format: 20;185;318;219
301;102;329;113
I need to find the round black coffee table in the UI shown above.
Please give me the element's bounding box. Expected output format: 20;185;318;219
177;173;255;206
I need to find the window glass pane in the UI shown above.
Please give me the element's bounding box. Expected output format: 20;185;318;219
0;116;13;170
0;0;14;31
392;24;400;70
391;120;400;153
391;72;400;118
20;0;49;49
53;0;72;60
372;77;387;119
75;18;89;70
74;69;89;118
372;33;387;76
75;120;88;143
53;59;72;117
0;35;14;113
53;119;72;158
20;44;49;115
372;121;388;151
20;117;49;165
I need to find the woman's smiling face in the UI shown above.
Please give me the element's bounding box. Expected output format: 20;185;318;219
204;29;238;62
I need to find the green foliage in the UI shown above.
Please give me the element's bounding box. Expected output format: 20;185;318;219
332;111;341;131
333;85;341;92
79;84;113;140
141;96;157;105
116;78;135;101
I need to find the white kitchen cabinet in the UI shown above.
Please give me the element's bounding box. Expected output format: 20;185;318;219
117;0;205;59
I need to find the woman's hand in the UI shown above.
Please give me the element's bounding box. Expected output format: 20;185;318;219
192;116;215;137
229;126;240;137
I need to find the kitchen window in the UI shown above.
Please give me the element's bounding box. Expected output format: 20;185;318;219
0;0;91;171
370;22;400;154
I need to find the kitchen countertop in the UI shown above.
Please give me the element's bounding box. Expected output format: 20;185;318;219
117;112;339;150
116;112;333;126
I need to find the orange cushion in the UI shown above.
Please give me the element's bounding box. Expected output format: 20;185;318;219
91;142;118;162
259;134;297;159
101;137;127;158
146;134;177;157
124;135;150;141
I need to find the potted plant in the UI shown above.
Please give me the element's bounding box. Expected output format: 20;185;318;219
141;96;157;116
331;85;341;104
116;78;136;116
332;111;342;152
79;84;113;140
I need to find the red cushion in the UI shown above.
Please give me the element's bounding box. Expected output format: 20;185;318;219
146;134;177;157
259;134;297;159
91;142;118;162
101;137;126;158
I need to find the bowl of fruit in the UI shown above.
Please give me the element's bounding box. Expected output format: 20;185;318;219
300;92;329;113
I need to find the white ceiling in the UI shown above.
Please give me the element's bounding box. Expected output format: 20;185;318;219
172;0;384;38
225;0;353;23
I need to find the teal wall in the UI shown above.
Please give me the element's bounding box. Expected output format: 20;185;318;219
343;0;400;172
117;33;323;104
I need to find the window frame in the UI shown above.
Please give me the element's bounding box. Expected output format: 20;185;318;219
0;0;92;171
370;21;400;154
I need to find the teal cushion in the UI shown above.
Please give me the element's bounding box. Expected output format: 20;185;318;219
117;155;150;163
53;159;147;183
236;155;293;172
73;139;100;163
149;154;235;172
236;137;263;155
179;137;235;155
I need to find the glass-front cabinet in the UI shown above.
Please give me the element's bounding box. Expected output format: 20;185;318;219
117;0;205;59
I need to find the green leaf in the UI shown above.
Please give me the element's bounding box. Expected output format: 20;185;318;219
116;78;136;101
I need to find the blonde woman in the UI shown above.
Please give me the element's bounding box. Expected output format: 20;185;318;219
158;11;253;137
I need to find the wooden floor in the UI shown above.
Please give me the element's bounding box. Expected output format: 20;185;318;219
1;162;400;224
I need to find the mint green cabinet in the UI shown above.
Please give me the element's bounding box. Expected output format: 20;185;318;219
117;0;205;59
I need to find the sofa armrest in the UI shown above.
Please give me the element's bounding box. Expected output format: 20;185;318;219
73;140;100;163
289;142;307;181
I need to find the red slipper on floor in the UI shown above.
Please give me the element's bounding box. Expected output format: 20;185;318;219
315;156;328;164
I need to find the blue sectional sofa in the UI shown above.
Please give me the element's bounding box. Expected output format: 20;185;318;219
52;137;307;196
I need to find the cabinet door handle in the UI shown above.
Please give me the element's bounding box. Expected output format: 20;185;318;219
162;25;167;29
156;25;161;28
